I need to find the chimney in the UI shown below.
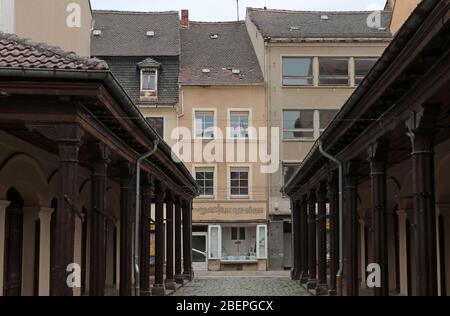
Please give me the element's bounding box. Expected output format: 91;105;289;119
181;10;189;29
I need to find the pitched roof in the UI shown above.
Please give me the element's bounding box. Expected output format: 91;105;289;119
91;10;181;56
0;32;108;70
179;21;264;85
247;8;392;39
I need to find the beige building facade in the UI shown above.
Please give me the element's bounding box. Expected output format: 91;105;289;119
246;8;392;270
0;0;92;56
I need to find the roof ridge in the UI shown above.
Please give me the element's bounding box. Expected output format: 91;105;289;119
93;9;179;15
0;31;108;70
247;7;388;14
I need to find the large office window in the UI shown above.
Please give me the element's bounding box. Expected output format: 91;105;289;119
230;167;249;197
354;58;378;85
195;111;215;139
230;111;249;138
319;110;339;134
282;57;313;86
146;117;164;139
319;58;349;86
195;167;215;197
283;110;314;139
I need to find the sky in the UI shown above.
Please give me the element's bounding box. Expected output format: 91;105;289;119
90;0;388;22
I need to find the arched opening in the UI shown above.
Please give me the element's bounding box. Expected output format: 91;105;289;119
3;187;24;296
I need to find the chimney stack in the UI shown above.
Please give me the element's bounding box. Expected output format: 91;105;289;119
181;10;189;29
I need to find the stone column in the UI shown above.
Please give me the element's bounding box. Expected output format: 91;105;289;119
406;105;440;296
327;171;339;295
152;181;166;296
21;207;40;296
344;160;360;296
119;162;135;296
51;125;83;296
139;175;153;296
291;199;301;280
174;196;184;285
38;207;54;296
182;200;193;281
0;200;9;296
307;189;317;290
89;142;110;296
299;195;309;284
316;181;328;295
368;141;389;295
165;190;175;290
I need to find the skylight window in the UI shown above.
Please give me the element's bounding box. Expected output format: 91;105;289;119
92;30;102;36
210;34;219;39
320;15;330;20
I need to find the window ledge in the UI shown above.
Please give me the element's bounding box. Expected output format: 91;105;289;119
282;138;316;142
230;196;250;200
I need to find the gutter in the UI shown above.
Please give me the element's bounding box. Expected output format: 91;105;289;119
318;141;344;296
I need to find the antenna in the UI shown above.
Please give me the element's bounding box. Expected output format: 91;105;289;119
236;0;240;21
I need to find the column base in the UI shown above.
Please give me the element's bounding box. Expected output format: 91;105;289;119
306;279;317;290
175;275;185;285
139;290;152;297
183;271;194;282
315;283;328;296
165;279;176;290
328;289;337;296
152;284;166;296
299;273;309;284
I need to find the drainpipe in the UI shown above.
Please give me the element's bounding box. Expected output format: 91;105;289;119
318;141;344;296
134;138;160;296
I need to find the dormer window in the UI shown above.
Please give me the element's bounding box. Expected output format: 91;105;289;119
137;57;161;102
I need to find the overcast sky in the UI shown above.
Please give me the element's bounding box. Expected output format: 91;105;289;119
90;0;388;21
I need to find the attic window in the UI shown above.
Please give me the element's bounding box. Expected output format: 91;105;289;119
140;69;158;101
92;30;102;36
146;31;155;37
320;15;330;20
210;34;219;39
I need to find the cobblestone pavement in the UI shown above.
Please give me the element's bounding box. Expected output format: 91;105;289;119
172;271;310;296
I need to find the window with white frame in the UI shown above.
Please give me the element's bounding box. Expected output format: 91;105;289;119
282;57;313;86
283;110;314;140
231;227;246;241
195;167;215;197
319;110;338;135
354;58;378;85
208;225;221;259
319;57;349;86
195;111;215;139
230;167;249;197
141;69;157;91
257;224;267;259
230;111;249;138
282;163;301;188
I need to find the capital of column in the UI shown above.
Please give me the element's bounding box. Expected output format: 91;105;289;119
0;200;11;212
38;207;55;221
368;140;389;174
89;142;111;175
307;189;316;203
406;104;441;153
141;174;154;197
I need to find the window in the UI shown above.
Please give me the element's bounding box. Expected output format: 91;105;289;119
231;227;246;241
195;167;214;197
319;58;349;86
257;225;267;259
354;58;378;85
282;57;313;86
195;111;215;139
0;0;15;33
208;225;221;259
230;167;249;197
319;110;338;134
282;163;300;187
283;110;314;140
230;111;249;138
141;69;157;91
146;117;164;139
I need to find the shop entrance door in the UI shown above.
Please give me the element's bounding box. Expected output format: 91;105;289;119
192;232;208;271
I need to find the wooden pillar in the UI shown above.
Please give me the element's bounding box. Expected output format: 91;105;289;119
0;200;10;297
165;190;175;290
406;105;440;296
51;124;83;296
119;162;134;296
316;181;328;295
328;171;339;295
174;196;184;285
182;199;193;281
38;207;53;296
291;199;301;280
368;141;389;296
299;195;309;284
88;143;110;296
344;160;360;296
307;189;317;290
152;181;166;296
139;175;153;296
